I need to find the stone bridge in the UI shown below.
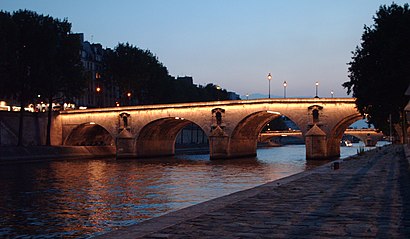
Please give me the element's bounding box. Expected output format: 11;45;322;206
259;129;384;146
52;98;362;160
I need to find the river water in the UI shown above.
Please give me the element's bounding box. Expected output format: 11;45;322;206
0;143;381;238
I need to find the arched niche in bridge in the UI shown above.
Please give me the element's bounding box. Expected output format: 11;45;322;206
119;112;131;131
64;122;115;146
308;105;324;126
136;117;208;158
211;108;225;130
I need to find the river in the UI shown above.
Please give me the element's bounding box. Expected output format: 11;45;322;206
0;143;384;238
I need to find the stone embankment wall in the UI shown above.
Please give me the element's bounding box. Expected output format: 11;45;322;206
0;146;116;163
0;111;50;146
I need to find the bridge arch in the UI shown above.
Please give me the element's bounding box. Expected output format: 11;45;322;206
136;117;208;158
327;112;363;157
228;111;302;158
64;122;115;146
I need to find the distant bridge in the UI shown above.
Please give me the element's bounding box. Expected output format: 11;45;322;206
53;98;362;160
259;129;384;146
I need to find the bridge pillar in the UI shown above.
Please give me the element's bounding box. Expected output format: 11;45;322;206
116;129;136;159
209;126;229;159
305;124;328;160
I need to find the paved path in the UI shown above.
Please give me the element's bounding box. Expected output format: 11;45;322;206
98;145;410;238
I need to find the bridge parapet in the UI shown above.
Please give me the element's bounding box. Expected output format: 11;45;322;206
56;98;361;160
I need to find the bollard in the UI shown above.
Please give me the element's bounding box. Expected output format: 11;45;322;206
332;162;340;170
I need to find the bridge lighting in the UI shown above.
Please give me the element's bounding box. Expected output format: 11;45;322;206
331;90;334;98
267;73;272;98
283;81;287;98
127;92;131;97
315;81;319;98
174;117;184;120
96;86;101;93
89;122;96;125
266;110;280;115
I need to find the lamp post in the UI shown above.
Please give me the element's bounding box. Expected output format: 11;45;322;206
283;81;287;98
246;93;249;100
315;81;319;98
215;85;221;100
267;73;272;98
96;86;101;107
127;92;132;105
331;90;334;98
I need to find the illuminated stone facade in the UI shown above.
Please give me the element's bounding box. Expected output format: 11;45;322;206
54;98;361;160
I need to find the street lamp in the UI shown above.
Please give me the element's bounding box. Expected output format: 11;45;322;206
315;81;319;98
246;93;249;100
267;73;272;98
96;86;101;107
331;90;334;98
127;92;132;105
215;85;221;100
283;81;287;98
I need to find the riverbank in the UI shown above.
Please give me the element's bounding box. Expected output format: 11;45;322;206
97;144;410;238
0;145;209;164
0;146;116;164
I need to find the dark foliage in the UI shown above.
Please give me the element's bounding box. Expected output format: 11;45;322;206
104;43;233;105
0;10;85;145
343;3;410;132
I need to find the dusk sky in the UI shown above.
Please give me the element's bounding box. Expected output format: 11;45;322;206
2;0;408;98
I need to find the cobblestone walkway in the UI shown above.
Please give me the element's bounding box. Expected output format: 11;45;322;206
99;145;410;238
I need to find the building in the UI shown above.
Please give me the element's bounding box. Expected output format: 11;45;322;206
74;33;119;108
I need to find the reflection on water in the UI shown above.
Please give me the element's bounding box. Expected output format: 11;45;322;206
0;143;383;238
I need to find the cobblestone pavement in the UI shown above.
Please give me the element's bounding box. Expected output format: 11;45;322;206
98;145;410;238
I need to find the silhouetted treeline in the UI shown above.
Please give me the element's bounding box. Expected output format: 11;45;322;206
0;10;84;145
343;3;410;135
104;43;236;105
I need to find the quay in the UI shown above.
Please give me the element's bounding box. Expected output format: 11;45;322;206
98;144;410;238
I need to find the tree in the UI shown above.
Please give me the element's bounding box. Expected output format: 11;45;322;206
104;43;170;105
31;16;84;145
104;44;236;105
0;10;85;146
0;10;41;146
0;11;18;100
343;3;410;134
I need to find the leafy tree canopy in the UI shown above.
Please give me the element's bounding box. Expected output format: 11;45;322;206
343;3;410;132
104;43;169;105
0;9;85;145
104;43;234;105
0;9;84;104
